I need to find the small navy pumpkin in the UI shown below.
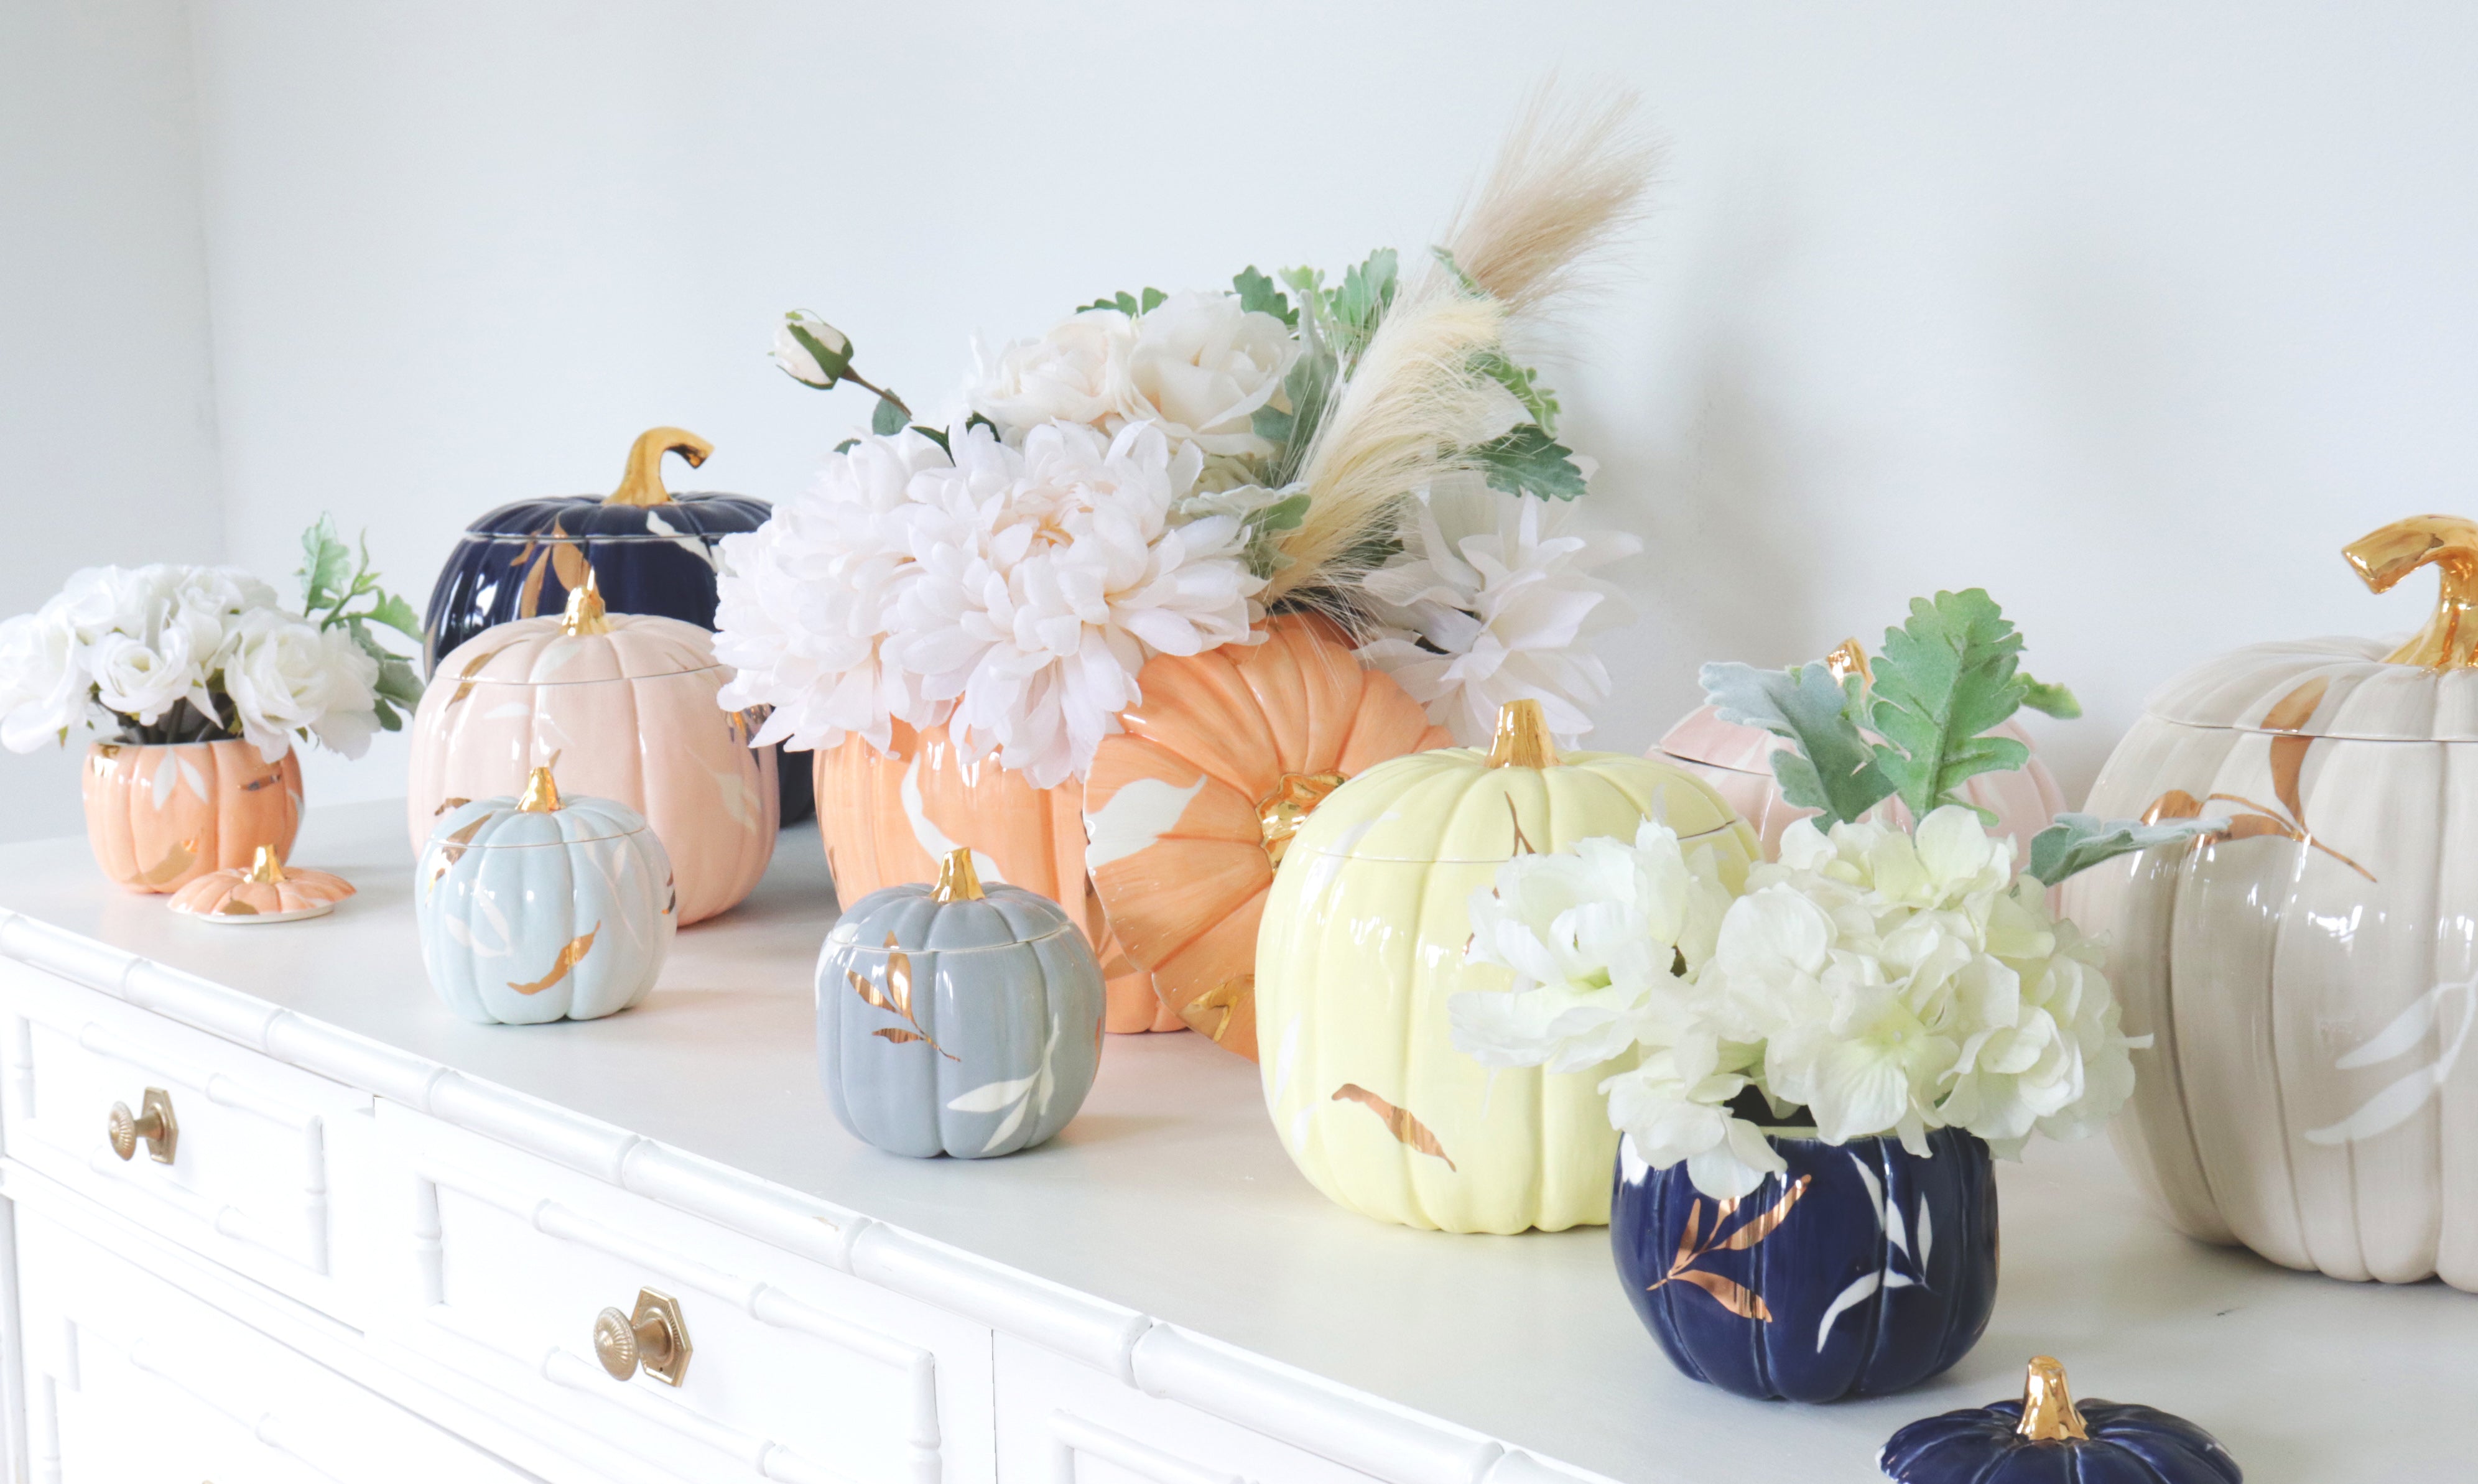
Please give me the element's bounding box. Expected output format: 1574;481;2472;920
817;850;1105;1159
1881;1356;2243;1483
419;425;810;822
1612;1127;1998;1402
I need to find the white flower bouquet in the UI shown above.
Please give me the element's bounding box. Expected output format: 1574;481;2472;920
718;89;1658;787
0;517;424;763
1451;590;2216;1197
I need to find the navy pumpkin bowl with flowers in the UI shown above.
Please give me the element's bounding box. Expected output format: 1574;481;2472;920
1612;1128;1998;1402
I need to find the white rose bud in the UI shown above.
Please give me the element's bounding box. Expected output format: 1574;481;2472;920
773;311;852;389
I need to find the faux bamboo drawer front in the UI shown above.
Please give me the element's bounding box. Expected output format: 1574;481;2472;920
0;958;379;1320
17;1204;532;1484
368;1101;998;1484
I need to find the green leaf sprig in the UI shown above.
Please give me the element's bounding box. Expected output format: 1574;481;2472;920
775;310;912;437
297;514;424;730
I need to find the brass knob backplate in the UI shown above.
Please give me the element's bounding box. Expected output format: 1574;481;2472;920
106;1087;177;1164
593;1287;690;1386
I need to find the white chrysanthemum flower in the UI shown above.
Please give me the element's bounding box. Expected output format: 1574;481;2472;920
713;430;955;754
1355;474;1639;746
889;421;1261;788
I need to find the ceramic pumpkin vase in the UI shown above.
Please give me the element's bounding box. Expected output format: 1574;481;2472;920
1255;700;1759;1234
1657;643;2067;860
1880;1357;2242;1483
815;850;1106;1159
1082;613;1453;1060
419;425;810;823
415;768;675;1024
1613;1129;1998;1401
812;722;1167;1034
167;846;355;924
2061;514;2478;1292
81;739;304;893
408;575;776;926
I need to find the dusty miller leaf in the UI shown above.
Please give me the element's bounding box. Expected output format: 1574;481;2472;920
1233;266;1296;327
297;515;352;613
2020;672;2082;719
2026;812;2220;885
1473;424;1588;501
1702;661;1893;827
1868;590;2035;820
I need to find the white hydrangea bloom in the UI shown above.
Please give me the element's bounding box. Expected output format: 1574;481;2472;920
1355;475;1639;746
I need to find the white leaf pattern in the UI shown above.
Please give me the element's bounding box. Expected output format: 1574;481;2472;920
1916;1202;1933;1269
1816;1271;1880;1353
1850;1152;1885;1230
945;1072;1037;1113
2306;978;2477;1146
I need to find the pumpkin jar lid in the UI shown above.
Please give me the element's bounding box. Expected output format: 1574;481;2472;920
2143;515;2478;742
430;576;726;689
432;772;651;847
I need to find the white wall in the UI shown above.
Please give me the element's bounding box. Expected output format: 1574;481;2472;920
19;1;2478;833
0;0;225;842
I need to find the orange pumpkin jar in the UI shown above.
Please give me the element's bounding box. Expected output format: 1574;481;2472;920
1081;613;1451;1059
82;739;303;893
812;721;1172;1033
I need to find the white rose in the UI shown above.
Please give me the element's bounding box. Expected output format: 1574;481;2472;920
773;311;851;388
167;566;281;662
90;631;205;725
0;606;96;752
52;564;169;644
966;309;1135;434
1110;292;1297;458
221;610;379;762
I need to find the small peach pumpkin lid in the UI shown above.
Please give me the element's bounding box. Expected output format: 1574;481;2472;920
167;847;355;925
2144;516;2478;742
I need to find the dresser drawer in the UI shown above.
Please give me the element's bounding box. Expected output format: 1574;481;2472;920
367;1101;997;1484
17;1203;532;1484
995;1335;1384;1484
0;959;379;1320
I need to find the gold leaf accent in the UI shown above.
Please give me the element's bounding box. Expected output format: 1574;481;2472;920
1330;1084;1457;1170
2204;792;2375;881
1505;794;1538;856
1674;1202;1702;1268
847;953;958;1059
1178;978;1251;1044
514;546;552;620
883;933;916;1019
1256;771;1348;867
1720;1174;1812;1250
435;812;490;865
2262;675;2330;735
433;796;471;816
871;1027;927;1047
845;967;896;1014
240;771;285;792
507;925;598;994
2269;735;2313;833
448;644;514;705
551;539;592;600
2141;789;2206;823
214;898;260;916
137;839;198;886
1664;1268;1773;1322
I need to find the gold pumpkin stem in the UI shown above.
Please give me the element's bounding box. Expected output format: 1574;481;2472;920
605;426;714;508
2015;1356;2090;1442
245;845;287;884
2344;514;2478;669
1485;698;1558;770
560;565;611;637
517;766;564;814
1824;638;1872;685
932;848;984;902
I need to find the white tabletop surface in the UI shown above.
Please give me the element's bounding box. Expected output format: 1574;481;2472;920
2;800;2467;1483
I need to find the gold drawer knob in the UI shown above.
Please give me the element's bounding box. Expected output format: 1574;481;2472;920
593;1287;690;1386
106;1087;178;1164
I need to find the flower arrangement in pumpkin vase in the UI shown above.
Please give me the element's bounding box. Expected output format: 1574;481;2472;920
717;86;1656;1052
0;517;424;893
1450;590;2216;1403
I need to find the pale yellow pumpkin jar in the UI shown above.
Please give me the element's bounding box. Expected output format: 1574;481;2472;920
1255;702;1758;1235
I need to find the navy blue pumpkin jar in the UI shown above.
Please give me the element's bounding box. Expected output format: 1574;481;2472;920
1880;1356;2242;1482
420;426;810;822
1612;1126;1998;1403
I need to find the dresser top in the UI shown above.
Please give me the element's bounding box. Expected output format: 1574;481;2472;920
1;801;2464;1483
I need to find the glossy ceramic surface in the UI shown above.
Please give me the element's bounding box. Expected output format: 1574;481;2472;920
814;721;1166;1034
415;791;675;1024
1656;705;2066;860
2063;633;2478;1289
409;612;776;925
1083;613;1452;1060
816;882;1105;1159
1255;745;1758;1234
1879;1396;2242;1482
167;860;355;924
80;740;303;894
1614;1129;1998;1402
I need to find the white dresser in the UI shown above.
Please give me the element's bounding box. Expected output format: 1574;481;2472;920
0;802;2462;1484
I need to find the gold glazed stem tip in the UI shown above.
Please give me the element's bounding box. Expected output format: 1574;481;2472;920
2343;513;2478;669
244;845;287;884
560;564;611;636
1824;638;1872;684
932;847;984;902
517;766;564;814
605;425;714;508
1485;698;1559;770
2015;1356;2089;1443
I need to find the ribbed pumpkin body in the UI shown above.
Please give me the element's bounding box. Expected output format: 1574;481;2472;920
81;740;303;893
415;792;675;1024
1880;1397;2243;1483
817;882;1105;1159
2063;636;2478;1290
1083;613;1452;1059
1255;745;1758;1233
1614;1130;1998;1402
815;721;1166;1034
169;863;355;923
409;612;776;925
1656;705;2066;861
